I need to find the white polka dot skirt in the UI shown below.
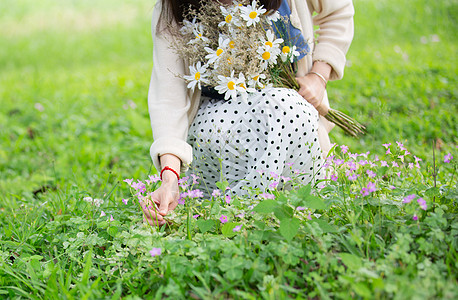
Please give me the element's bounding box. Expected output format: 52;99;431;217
187;87;324;196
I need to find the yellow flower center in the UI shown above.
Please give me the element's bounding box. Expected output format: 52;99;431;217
227;57;233;64
249;11;257;19
253;75;259;81
265;41;273;47
196;33;202;39
229;41;235;49
239;83;246;89
262;51;271;60
225;14;232;23
227;81;236;90
194;72;201;81
282;46;290;54
216;48;224;56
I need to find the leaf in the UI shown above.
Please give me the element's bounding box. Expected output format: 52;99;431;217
215;180;229;192
196;219;215;233
274;204;293;221
221;222;239;237
279;218;300;241
303;195;326;210
340;253;363;271
253;200;277;214
107;226;118;237
311;219;338;233
425;187;440;198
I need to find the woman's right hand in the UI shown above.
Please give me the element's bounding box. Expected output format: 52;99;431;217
141;154;181;226
142;172;179;226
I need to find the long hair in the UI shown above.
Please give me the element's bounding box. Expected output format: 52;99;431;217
160;0;282;26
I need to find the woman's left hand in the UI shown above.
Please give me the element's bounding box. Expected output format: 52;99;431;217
296;73;326;109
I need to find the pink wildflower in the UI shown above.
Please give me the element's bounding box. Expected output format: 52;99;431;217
417;198;427;210
233;225;242;232
281;176;291;183
347;161;357;171
219;215;228;224
359;160;368;166
403;194;416;203
444;153;453;163
389;185;396;190
270;171;279;179
100;211;106;217
109;215;114;222
330;173;338;181
340;145;349;154
236;213;245;218
412;214;418;221
334;159;344;166
296;206;306;211
408;163;414;169
191;174;200;184
382;143;391;149
193;214;200;219
260;193;275;199
269;181;279;189
122;198;128;205
414;156;422;163
366;170;376;178
285;163;294;167
187;189;204;198
386;149;391;155
212;189;221;197
225;195;231;204
380;161;388;167
374;155;380;162
347;173;359;181
149;248;162;257
392;161;399;168
148;174;161;183
307;213;312;220
123;178;133;186
349;153;358;160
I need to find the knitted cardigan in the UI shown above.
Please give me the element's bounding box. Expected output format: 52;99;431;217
148;0;354;172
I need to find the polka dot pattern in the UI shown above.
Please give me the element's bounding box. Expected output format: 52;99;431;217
187;88;324;195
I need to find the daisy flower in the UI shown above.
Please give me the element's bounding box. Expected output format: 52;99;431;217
183;62;209;91
261;30;283;55
240;1;266;27
188;24;209;45
219;6;241;27
280;45;300;63
257;45;278;70
265;10;281;24
215;71;246;101
204;37;229;65
179;17;197;35
247;73;267;89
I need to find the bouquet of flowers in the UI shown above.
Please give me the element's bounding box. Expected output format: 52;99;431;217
171;0;365;137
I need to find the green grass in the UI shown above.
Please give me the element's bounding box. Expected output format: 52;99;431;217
0;0;457;298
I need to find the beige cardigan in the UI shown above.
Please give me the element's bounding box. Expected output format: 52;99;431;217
148;0;354;172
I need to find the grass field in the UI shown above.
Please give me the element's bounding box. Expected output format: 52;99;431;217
0;0;457;298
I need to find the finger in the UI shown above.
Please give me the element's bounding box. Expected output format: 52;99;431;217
169;200;178;211
158;196;171;216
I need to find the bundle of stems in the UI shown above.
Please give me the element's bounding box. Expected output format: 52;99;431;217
270;61;366;137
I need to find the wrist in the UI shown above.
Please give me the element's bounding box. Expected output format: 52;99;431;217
160;166;180;183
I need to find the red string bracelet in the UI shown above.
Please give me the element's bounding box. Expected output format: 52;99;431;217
160;166;180;181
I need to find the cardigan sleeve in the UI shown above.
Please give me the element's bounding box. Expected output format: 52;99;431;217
308;0;354;81
148;2;193;173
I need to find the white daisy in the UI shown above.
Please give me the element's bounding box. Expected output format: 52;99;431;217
261;30;283;56
179;17;197;35
215;71;245;101
280;45;300;63
240;1;267;27
204;36;230;65
265;10;281;25
235;73;256;102
247;73;267;89
218;6;242;27
188;24;209;45
183;62;209;91
257;45;278;70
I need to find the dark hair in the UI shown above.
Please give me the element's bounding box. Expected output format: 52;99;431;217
160;0;282;25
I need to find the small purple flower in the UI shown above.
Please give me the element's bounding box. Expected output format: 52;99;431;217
389;185;396;190
334;159;344;165
366;170;376;178
367;182;376;193
193;214;200;219
148;174;161;183
386;149;391;155
380;161;388;167
191;174;200;184
109;215;114;222
236;213;245;218
392;161;399;168
347;173;359;181
281;176;291;183
187;189;204;198
269;181;279;189
260;192;275;199
398;155;404;161
412;214;418;221
382;143;391;149
123;178;134;186
296;206;306;211
178;176;189;186
340;145;349;154
306;213;312;220
131;180;146;194
404;150;411;156
408;163;414;169
233;225;242;232
360;188;369;196
349;153;358;160
100;211;106;217
396;172;401;178
225;195;231;204
347;161;357;171
444;153;453;163
417;198;427;210
256;169;266;175
212;189;221;197
149;248;162;257
403;194;416;204
330;173;338;182
270;171;279;179
374;155;380;162
396;141;407;151
285;162;294;167
414;156;422;163
122;198;128;205
219;215;228;224
359;160;369;166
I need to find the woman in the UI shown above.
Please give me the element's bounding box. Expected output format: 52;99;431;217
144;0;354;225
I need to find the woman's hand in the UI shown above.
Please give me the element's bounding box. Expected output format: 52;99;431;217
296;61;332;110
296;74;326;109
141;154;181;226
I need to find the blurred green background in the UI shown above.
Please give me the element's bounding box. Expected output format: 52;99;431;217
0;0;457;201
